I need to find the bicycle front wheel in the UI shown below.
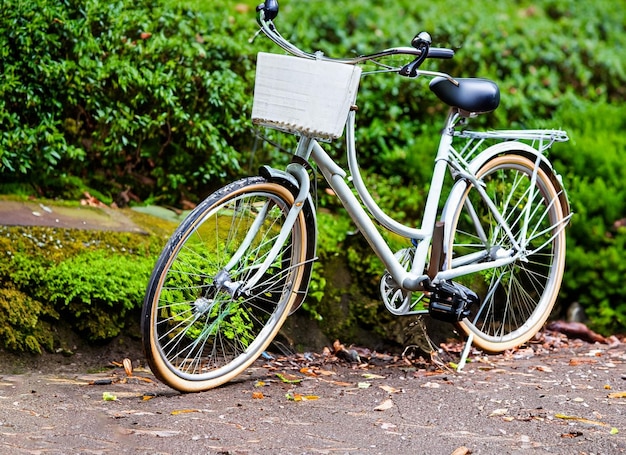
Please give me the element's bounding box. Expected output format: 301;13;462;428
141;177;311;392
447;154;566;352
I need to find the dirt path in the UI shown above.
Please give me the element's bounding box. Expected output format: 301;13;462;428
1;337;625;455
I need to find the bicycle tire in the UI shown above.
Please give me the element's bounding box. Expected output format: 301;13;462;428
141;177;312;392
446;154;566;352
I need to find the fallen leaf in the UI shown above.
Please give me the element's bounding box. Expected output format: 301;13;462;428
316;369;336;376
276;373;302;384
374;399;394;411
285;393;319;401
323;379;352;387
123;358;133;377
489;408;508;417
569;358;597;366
300;367;317;377
357;382;371;389
420;381;441;389
610;427;619;435
362;373;386;380
171;409;201;415
379;385;401;394
450;447;472;455
102;392;117;401
561;431;583;438
252;392;264;399
608;391;626;399
555;414;607;427
254;381;266;388
379;422;397;430
126;429;181;437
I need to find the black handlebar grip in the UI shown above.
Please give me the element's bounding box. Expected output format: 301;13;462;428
427;48;455;59
256;0;279;20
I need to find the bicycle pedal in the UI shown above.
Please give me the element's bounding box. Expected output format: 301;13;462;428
428;281;479;323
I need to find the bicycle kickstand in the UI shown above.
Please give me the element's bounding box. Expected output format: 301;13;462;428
457;332;474;372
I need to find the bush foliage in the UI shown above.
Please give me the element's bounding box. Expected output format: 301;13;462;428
0;224;166;353
0;0;625;350
0;0;253;204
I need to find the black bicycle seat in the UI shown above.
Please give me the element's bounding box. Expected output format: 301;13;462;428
429;77;500;115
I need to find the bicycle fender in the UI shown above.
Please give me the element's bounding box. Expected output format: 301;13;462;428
464;141;570;218
259;165;318;314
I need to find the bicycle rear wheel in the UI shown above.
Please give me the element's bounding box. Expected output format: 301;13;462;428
446;154;566;352
141;177;311;392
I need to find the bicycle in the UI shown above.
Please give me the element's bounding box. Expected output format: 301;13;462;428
141;0;572;392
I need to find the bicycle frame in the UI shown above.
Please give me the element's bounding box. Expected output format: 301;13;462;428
256;108;571;302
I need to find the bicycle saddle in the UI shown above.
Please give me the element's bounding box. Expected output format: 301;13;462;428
429;77;500;116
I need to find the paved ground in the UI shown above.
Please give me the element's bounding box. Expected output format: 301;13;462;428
1;199;625;454
0;199;148;233
1;335;625;455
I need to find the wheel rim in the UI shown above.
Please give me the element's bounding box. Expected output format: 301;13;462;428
449;156;566;348
150;183;306;382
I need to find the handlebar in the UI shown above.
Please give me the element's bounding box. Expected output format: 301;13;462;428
255;0;454;76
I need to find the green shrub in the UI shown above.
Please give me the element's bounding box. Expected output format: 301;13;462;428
0;225;165;351
40;250;154;340
0;0;254;204
0;288;56;354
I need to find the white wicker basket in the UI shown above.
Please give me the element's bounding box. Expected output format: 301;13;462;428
251;52;362;141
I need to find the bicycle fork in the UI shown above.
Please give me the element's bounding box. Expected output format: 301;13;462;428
219;162;311;298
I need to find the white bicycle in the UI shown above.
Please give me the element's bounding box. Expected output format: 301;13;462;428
141;0;572;392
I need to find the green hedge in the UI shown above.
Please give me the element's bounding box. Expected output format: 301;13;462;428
0;0;253;204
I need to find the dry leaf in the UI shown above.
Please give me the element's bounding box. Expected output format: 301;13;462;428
300;367;317;377
374;399;394;411
316;369;336;376
380;385;401;394
380;422;397;430
123;358;133;377
286;393;319;401
362;373;386;379
608;391;626;399
569;358;597;366
489;408;508;417
252;392;264;399
171;409;200;415
420;381;441;389
555;414;607;427
561;431;583;438
451;447;472;455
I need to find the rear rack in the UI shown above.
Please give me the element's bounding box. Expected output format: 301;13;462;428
456;129;569;153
